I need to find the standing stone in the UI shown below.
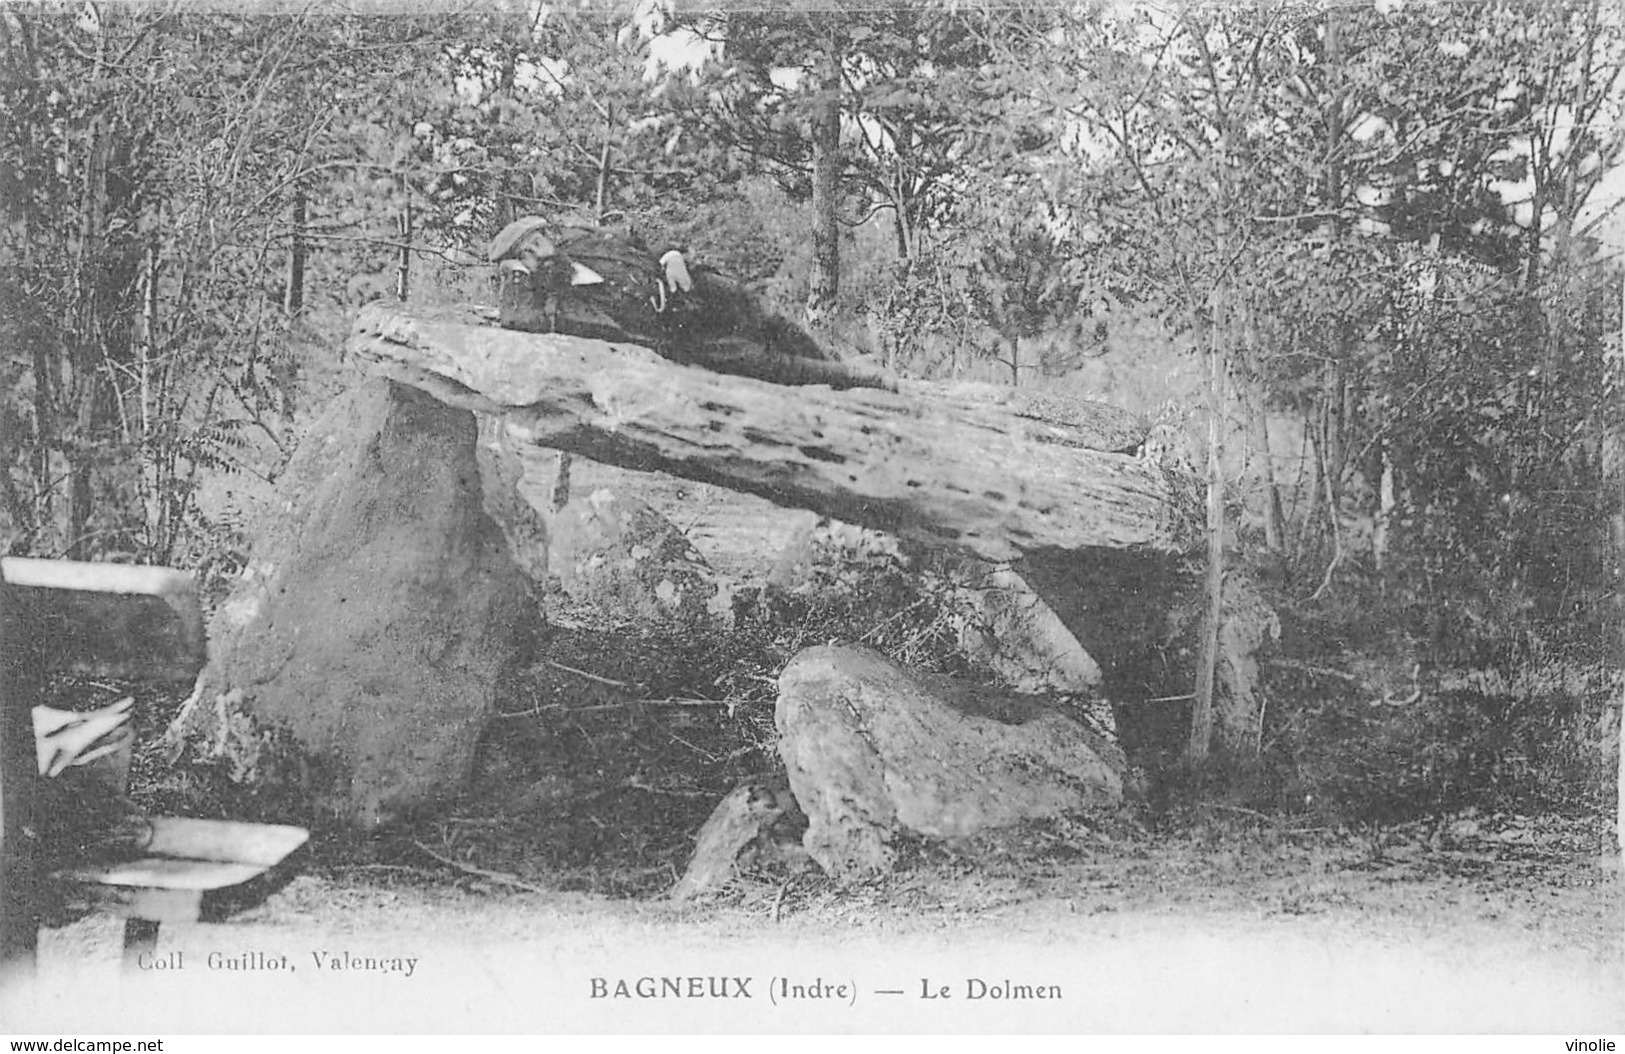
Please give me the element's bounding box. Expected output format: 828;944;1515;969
941;558;1104;694
669;781;800;901
777;645;1125;880
475;414;550;584
163;380;533;829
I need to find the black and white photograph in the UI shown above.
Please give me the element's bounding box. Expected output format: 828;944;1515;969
0;0;1621;1037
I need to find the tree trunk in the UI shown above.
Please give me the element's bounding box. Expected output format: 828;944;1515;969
1291;404;1320;565
498;169;528;229
1523;176;1544;292
1311;419;1346;602
1254;402;1285;553
594;109;614;223
394;191;412;302
1324;362;1348;514
1238;339;1284;553
67;113;112;561
1373;441;1395;586
1188;318;1225;764
139;235;162;558
1316;7;1350;531
284;186;306;316
805;45;841;327
30;338;52;549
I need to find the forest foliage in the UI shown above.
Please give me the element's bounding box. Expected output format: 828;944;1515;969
1;0;1620;813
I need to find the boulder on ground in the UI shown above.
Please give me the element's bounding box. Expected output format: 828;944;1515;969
669;780;808;901
163;379;534;829
548;487;722;625
776;644;1126;880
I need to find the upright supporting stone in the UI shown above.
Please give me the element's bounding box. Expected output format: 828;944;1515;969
164;380;534;829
